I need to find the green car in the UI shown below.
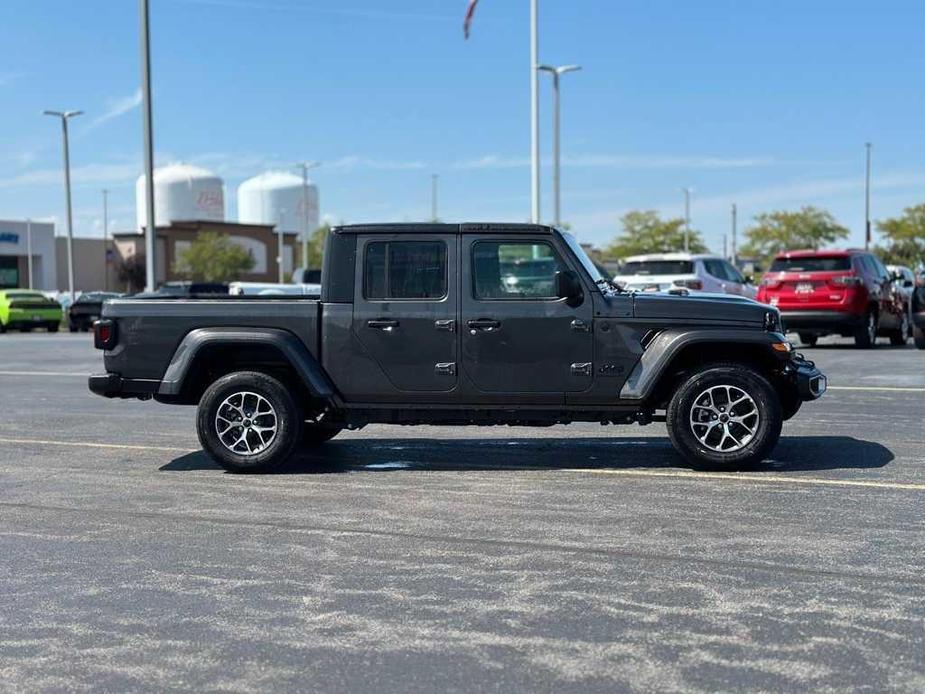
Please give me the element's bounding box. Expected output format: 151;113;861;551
0;290;63;333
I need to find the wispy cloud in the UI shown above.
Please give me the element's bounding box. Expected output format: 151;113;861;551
327;156;428;172
85;89;143;131
0;162;140;189
453;153;781;171
0;71;25;87
171;0;454;21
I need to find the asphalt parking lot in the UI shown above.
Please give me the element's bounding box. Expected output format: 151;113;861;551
1;333;923;692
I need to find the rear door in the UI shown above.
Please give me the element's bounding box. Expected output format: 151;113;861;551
459;234;594;403
351;234;459;399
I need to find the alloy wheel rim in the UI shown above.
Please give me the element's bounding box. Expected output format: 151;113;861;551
689;384;760;453
215;391;278;456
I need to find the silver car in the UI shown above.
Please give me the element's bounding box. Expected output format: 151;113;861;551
613;253;758;299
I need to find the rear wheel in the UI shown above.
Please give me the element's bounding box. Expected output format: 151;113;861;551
853;310;877;349
889;313;909;346
798;333;818;347
915;326;925;350
667;363;783;470
196;371;303;473
47;323;59;333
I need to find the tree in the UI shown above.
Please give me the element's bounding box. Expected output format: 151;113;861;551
741;207;849;263
117;255;146;293
875;204;925;268
173;232;255;282
304;223;331;269
604;210;707;259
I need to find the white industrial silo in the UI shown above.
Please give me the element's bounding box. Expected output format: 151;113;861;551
135;163;225;229
237;171;320;234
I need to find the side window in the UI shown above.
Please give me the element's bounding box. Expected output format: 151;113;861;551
704;259;727;279
364;240;447;300
723;261;745;283
870;257;890;280
472;241;565;300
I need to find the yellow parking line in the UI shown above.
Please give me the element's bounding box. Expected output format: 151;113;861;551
0;437;190;453
566;468;925;491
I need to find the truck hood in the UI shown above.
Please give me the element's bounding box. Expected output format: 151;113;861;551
632;291;772;324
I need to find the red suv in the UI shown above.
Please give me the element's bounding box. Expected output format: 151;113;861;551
756;249;908;348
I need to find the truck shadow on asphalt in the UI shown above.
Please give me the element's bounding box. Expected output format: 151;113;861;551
160;435;893;475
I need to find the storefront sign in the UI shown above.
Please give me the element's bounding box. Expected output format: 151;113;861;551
0;232;20;244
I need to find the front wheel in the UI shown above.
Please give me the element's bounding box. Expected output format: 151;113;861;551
889;313;909;346
196;371;303;473
854;310;877;348
667;364;783;471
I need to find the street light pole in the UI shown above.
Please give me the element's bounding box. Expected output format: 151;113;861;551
731;203;738;265
140;0;157;292
530;0;540;224
43;109;82;302
102;189;109;292
26;218;33;290
681;187;692;253
538;64;581;227
864;142;872;250
294;161;320;268
278;209;287;283
431;174;439;222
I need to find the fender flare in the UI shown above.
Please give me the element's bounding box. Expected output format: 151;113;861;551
619;328;785;401
157;327;336;401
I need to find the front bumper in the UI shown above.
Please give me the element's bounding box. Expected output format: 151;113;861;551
785;356;827;400
88;373;159;399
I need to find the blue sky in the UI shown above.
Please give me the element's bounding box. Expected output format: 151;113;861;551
1;0;924;251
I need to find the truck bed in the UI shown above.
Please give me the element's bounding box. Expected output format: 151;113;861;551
102;297;322;381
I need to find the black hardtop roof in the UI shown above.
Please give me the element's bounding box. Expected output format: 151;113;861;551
331;222;557;235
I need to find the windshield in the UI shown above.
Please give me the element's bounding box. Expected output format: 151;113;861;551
619;260;694;275
769;256;851;272
558;231;605;283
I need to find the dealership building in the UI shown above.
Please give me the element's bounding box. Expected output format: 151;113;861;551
0;219;58;290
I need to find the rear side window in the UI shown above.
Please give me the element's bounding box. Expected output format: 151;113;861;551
769;256;851;272
364;241;447;300
703;259;728;279
472;241;565;299
619;260;694;275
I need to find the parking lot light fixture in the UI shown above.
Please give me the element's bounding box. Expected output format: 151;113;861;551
43;109;83;302
538;64;582;227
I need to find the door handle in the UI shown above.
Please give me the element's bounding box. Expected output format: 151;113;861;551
367;319;399;331
570;319;591;333
467;319;501;331
435;319;456;332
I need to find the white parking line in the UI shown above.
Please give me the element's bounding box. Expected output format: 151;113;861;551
2;436;923;492
0;371;90;377
827;386;925;393
568;468;925;491
0;437;190;453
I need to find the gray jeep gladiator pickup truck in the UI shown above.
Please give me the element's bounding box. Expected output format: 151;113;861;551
89;223;826;472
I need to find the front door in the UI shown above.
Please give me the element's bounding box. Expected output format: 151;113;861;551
351;234;458;400
459;235;594;404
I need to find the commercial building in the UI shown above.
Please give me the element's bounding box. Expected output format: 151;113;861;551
0;219;58;290
113;220;300;289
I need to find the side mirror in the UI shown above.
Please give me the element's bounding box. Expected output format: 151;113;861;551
745;275;755;285
555;270;583;307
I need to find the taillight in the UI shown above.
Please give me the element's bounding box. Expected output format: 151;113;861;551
93;319;117;350
673;278;703;290
829;275;863;288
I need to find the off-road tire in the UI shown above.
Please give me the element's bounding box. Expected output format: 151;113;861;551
197;371;303;473
798;333;818;347
915;326;925;350
667;363;783;471
853;310;877;349
889;313;909;346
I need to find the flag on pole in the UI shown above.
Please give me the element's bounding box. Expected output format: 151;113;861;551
464;0;479;39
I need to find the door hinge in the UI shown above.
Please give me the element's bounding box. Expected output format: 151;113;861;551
435;362;457;376
571;362;593;376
